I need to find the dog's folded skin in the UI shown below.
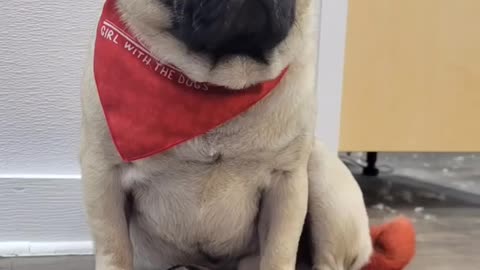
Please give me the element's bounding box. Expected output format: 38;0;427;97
80;1;372;270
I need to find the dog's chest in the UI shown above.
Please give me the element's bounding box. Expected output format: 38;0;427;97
119;84;312;262
123;155;269;263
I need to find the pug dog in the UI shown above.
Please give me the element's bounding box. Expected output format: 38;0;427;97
80;0;372;270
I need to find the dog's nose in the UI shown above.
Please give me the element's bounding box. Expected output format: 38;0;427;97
168;0;296;60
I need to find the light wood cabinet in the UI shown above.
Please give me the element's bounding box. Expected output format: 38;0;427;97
340;0;480;152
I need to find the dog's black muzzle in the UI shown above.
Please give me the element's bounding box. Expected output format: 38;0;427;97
163;0;296;61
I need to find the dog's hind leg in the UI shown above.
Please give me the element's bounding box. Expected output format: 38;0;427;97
306;141;372;270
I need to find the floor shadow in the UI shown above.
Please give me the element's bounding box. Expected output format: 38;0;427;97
355;173;480;208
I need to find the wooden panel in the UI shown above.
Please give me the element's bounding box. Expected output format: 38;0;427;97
340;0;480;152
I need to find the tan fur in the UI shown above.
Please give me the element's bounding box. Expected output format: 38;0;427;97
80;1;372;270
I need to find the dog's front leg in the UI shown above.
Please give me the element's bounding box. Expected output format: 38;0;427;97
82;160;133;270
257;167;309;270
307;141;372;270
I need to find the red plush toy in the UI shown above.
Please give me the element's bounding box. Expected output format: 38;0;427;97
362;217;416;270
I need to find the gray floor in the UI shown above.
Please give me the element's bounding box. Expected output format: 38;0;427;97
371;207;480;270
345;152;480;196
0;256;93;270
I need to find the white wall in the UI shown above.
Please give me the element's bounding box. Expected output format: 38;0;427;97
0;1;103;175
0;0;103;255
0;0;349;256
315;0;349;152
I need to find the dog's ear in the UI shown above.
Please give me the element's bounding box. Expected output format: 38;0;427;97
166;0;296;61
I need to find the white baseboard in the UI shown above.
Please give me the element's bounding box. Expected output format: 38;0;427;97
0;241;93;257
0;174;93;257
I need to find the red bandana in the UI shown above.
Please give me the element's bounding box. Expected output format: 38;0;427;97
93;0;287;162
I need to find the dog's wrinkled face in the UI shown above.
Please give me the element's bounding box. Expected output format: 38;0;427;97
162;0;296;62
117;0;312;88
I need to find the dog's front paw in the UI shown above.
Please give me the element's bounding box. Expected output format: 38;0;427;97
95;259;132;270
238;256;296;270
96;266;130;270
167;266;211;270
